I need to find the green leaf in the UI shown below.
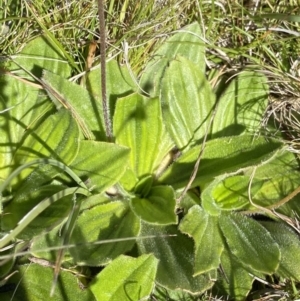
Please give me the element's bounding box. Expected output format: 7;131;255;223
130;185;177;225
245;171;300;214
241;150;300;216
114;93;166;178
140;22;205;97
30;194;125;263
14;110;79;164
30;223;72;262
137;223;216;293
152;128;175;177
179;205;223;275
212;71;268;137
12;110;80;186
201;179;222;216
0;37;71;180
260;221;300;280
215;247;254;300
152;286;196;301
159;135;282;189
70;200;140;266
245;149;299;179
90;254;158;301
118;167;139;192
87;59;136;132
0;263;96;301
79;192;112;211
160;55;215;149
13;37;72;78
203;175;265;213
134;174;154;197
219;213;280;274
42;70;98;140
0;187;89;250
1;184;72;238
69;140;130;193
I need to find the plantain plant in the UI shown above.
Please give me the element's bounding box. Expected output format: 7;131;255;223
1;22;300;301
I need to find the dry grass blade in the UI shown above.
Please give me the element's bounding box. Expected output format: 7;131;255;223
263;95;300;153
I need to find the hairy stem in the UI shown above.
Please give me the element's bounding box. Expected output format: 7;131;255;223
98;0;113;140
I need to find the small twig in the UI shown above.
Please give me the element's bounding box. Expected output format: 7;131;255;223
97;0;113;141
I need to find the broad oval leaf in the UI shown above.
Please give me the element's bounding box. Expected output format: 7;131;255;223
29;194;125;262
249;171;300;216
70;200;140;266
130;185;177;225
160;55;215;149
69;140;130;193
244;148;299;179
215;247;254;300
204;175;265;212
12;110;80;186
114;93;165;178
30;223;72;262
140;22;205;97
212;71;268;138
42;70;97;140
219;213;280;274
14;110;79;164
179;205;223;275
137;223;216;294
241;150;300;216
159;135;283;189
14;36;72;78
0;263;96;301
260;221;300;280
0;37;72;180
90;254;158;301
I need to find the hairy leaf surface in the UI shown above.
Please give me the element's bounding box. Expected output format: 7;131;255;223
0;37;71;180
160;56;215;149
137;223;216;293
140;22;205;97
179;205;223;274
114;93;168;179
1;263;96;301
130;185;177;225
212;71;268;137
70;140;130;192
261;221;300;280
12;110;80;186
70;200;140;266
159;135;282;189
90;254;158;301
215;247;254;300
219;213;280;274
